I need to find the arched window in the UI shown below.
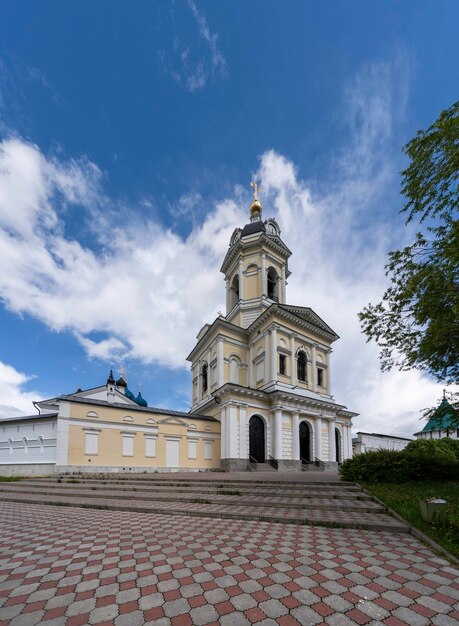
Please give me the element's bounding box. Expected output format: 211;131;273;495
230;275;240;309
22;437;28;453
38;436;44;453
267;267;279;301
297;351;307;382
201;363;208;394
8;438;13;454
229;358;239;384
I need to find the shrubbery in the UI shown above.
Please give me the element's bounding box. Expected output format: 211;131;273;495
340;438;459;483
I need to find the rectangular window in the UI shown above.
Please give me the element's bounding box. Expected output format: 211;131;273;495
279;354;286;375
188;440;197;459
204;441;213;460
256;359;264;382
145;437;156;458
84;431;98;455
317;367;324;387
122;434;134;456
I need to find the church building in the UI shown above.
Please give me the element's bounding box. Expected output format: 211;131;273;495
0;185;356;474
187;184;356;471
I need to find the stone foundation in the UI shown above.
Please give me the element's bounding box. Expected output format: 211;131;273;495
220;458;249;472
322;461;339;472
275;459;302;472
0;463;56;477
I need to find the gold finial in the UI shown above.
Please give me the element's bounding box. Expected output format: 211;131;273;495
251;181;261;200
249;181;263;222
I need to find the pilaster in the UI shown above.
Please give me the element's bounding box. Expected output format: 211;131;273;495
292;412;300;461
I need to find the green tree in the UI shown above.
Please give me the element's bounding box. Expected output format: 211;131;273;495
359;101;459;389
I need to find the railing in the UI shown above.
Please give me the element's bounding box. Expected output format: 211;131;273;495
268;455;278;470
314;457;326;470
300;456;313;470
248;455;257;471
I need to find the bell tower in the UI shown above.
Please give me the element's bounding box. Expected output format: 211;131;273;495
220;183;292;328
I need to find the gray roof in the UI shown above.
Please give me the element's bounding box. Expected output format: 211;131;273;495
241;221;265;237
59;395;218;422
0;412;58;423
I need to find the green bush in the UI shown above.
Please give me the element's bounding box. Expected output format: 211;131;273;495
340;439;459;483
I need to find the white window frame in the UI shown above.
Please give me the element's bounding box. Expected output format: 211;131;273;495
145;435;156;458
122;433;135;457
188;439;198;459
84;430;99;455
204;440;213;460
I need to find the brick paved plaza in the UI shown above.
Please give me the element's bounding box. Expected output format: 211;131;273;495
1;496;458;626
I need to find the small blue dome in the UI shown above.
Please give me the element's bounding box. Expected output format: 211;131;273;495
124;386;136;402
135;391;148;407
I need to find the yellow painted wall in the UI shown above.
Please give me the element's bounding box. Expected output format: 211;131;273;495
66;403;221;469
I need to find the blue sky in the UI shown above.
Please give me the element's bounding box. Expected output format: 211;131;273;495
0;0;458;436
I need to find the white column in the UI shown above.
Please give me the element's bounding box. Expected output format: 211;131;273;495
205;348;211;394
315;416;322;461
312;344;317;392
346;425;353;459
227;404;238;459
290;334;295;385
220;406;227;459
264;332;270;382
261;253;267;295
292;412;300;461
274;408;283;460
271;326;277;382
248;343;254;387
217;338;224;388
281;264;286;303
239;405;247;459
328;419;336;462
239;259;244;300
327;350;331;394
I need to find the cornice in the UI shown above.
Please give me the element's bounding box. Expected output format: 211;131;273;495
220;234;292;275
248;304;338;343
186;318;248;362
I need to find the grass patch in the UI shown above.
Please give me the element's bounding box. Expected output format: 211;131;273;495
217;490;242;496
0;476;22;482
363;481;459;559
190;498;211;504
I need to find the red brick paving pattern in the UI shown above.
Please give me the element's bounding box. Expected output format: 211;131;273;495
0;503;458;625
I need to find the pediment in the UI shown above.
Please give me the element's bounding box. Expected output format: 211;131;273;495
157;416;189;427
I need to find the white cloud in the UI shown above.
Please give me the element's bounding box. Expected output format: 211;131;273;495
158;1;228;93
0;361;43;418
0;57;454;437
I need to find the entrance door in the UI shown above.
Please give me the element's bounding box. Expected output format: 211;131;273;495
249;415;265;463
166;439;180;467
299;421;311;462
335;428;341;464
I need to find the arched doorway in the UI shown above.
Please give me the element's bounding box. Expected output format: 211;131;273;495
335;428;341;464
299;421;312;463
249;415;265;463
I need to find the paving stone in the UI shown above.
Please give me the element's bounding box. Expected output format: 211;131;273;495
432;616;459;626
163;598;191;617
45;593;75;609
259;598;289;618
291;605;323;624
190;604;219;625
231;592;258;611
204;588;229;604
88;604;119;624
114;609;144;626
138;592;164;610
9;611;46;626
0;483;458;626
65;597;97;616
392;606;431;626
